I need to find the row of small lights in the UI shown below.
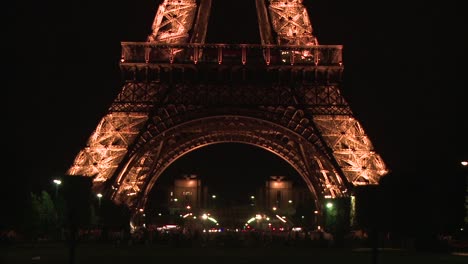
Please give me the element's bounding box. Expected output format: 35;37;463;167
52;179;102;200
54;160;466;214
52;160;467;190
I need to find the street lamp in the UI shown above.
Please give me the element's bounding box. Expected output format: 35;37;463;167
250;195;255;206
97;193;103;208
314;210;319;229
53;179;62;198
211;195;217;209
462;160;468;228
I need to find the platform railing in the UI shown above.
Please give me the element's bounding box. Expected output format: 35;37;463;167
121;42;343;66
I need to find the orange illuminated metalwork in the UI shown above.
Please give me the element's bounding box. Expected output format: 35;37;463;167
67;0;388;218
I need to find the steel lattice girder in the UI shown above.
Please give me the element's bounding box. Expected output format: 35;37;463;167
147;0;318;46
67;112;148;182
313;115;388;185
68;0;389;214
268;0;318;45
148;0;198;43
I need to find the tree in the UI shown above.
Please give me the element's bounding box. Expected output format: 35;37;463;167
39;190;58;237
24;191;58;240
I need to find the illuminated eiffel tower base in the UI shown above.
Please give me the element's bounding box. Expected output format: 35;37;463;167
67;0;388;227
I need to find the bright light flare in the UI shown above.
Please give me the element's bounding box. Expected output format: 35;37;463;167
247;217;256;224
183;213;192;218
53;179;62;185
207;217;218;223
275;214;287;223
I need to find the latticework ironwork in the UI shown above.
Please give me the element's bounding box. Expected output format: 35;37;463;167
68;0;388;215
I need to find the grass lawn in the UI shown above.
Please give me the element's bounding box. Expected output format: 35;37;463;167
1;243;467;264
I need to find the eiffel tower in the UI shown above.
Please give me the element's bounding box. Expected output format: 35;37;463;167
67;0;388;221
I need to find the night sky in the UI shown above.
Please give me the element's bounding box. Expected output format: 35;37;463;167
7;1;467;229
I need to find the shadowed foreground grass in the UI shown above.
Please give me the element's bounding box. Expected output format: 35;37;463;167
1;243;467;264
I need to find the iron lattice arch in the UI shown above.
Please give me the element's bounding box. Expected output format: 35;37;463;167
68;103;386;211
110;109;351;210
67;0;388;216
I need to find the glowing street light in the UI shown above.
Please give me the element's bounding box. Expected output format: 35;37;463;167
250;195;256;207
210;195;217;209
97;193;103;208
462;160;468;229
53;179;61;198
313;210;319;228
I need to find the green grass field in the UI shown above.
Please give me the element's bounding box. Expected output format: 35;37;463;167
1;243;467;264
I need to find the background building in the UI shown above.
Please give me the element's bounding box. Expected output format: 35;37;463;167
146;174;316;229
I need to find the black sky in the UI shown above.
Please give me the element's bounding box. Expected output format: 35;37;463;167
7;1;467;227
